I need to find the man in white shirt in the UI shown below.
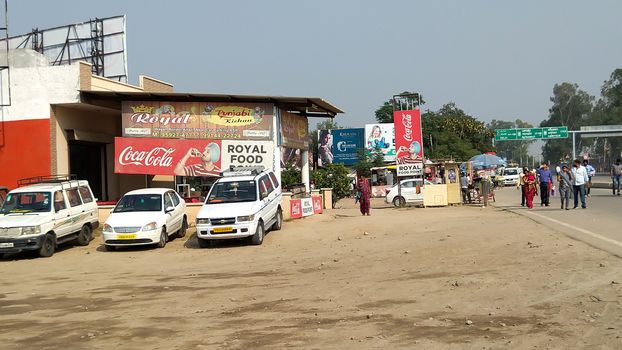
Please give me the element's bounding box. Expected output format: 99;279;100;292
571;159;589;209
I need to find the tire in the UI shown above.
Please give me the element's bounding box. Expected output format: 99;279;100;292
76;225;92;246
250;221;264;245
197;237;212;248
176;217;188;238
39;233;56;257
392;196;405;208
271;208;283;231
104;245;116;252
156;227;167;248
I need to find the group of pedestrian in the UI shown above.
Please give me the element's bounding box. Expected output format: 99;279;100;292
519;159;593;210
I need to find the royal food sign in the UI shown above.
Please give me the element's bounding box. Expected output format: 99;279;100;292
115;137;274;176
122;101;273;140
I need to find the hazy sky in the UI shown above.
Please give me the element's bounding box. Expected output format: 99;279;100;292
8;0;622;129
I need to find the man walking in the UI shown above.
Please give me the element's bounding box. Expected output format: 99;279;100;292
571;159;589;209
612;158;622;196
537;163;552;206
517;166;528;206
460;172;471;204
557;164;573;210
583;159;596;196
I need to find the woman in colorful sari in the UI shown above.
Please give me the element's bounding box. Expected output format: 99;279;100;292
357;175;371;216
524;170;538;209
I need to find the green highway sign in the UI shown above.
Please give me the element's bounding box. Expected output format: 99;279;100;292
495;126;568;141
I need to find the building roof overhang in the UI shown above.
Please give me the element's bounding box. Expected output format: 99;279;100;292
79;90;344;118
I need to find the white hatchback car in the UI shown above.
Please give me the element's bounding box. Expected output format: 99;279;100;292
195;167;282;247
102;188;187;251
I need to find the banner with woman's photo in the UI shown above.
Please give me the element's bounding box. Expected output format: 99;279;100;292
364;123;396;162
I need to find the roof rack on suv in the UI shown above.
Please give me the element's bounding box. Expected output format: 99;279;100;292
17;175;79;188
221;166;265;177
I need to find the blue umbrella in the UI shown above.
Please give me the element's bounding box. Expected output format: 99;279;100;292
468;154;507;170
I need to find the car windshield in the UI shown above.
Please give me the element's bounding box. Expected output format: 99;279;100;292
207;181;257;204
113;194;162;213
505;169;518;175
0;192;51;214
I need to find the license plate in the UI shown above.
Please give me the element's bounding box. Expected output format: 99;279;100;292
212;227;233;233
0;242;14;248
117;234;137;240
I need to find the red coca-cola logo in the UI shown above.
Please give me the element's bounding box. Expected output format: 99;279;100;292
119;146;175;167
402;113;413;141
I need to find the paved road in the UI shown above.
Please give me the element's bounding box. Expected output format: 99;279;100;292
492;186;622;257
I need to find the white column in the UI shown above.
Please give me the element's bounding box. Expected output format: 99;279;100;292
302;149;310;193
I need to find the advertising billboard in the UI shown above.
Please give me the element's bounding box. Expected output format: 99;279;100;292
121;101;273;140
280;111;309;149
114;137;273;176
317;129;333;167
394;109;424;165
364;123;396;162
332;128;364;166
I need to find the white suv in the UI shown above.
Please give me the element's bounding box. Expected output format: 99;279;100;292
0;176;99;258
196;167;283;247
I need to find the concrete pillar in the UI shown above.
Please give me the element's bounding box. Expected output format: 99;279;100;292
302;149;310;193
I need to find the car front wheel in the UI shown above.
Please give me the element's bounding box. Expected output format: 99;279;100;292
250;221;264;245
392;196;405;207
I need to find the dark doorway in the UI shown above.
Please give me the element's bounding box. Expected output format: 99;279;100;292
69;142;105;200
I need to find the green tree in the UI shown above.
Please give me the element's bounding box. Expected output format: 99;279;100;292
590;69;622;164
541;83;594;163
352;148;384;178
487;118;534;165
310;163;351;207
374;91;425;123
280;161;301;189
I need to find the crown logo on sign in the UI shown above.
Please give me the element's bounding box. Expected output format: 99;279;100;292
130;104;154;113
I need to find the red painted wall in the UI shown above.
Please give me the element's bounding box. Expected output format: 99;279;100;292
0;119;51;189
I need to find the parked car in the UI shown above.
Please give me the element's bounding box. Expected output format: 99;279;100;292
0;176;99;257
195;167;282;247
501;167;522;186
385;178;432;207
102;188;187;251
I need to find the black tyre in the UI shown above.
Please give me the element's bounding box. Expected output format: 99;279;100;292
250;221;264;245
156;227;167;248
39;233;56;257
176;217;188;238
197;237;212;248
271;208;283;231
104;245;116;252
392;196;405;208
76;225;92;246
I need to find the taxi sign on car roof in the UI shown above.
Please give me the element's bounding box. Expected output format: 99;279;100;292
221;166;265;177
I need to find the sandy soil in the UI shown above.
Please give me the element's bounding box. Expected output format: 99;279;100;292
2;199;622;349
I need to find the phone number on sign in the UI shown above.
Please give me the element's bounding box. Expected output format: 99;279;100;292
151;131;244;139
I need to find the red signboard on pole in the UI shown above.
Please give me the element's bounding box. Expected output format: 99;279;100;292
394;109;423;164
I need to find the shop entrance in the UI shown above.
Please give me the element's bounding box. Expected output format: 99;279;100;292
69;142;106;201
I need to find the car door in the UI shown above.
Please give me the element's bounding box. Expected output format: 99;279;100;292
258;176;273;221
167;191;183;232
65;187;84;235
163;192;178;233
52;190;72;237
400;180;416;202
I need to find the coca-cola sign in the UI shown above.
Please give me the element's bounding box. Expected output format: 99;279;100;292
114;137;222;176
393;109;423;166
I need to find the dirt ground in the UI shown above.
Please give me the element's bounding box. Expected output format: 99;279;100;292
2;198;622;349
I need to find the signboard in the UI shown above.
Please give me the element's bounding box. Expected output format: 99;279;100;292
495;126;568;141
365;123;396;162
312;196;323;214
394;109;423;164
122;101;273;140
290;199;302;219
114;137;274;176
397;162;424;177
301;198;314;217
317;129;333;167
332;128;364;166
280;112;309;149
220;140;274;171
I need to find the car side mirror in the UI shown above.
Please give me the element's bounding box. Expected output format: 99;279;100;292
165;206;175;213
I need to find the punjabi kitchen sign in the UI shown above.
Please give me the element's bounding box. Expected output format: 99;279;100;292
114;137;274;176
122;101;273;140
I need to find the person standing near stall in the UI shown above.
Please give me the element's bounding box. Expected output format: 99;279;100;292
517;166;528;206
524;170;538;209
357;174;371;216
